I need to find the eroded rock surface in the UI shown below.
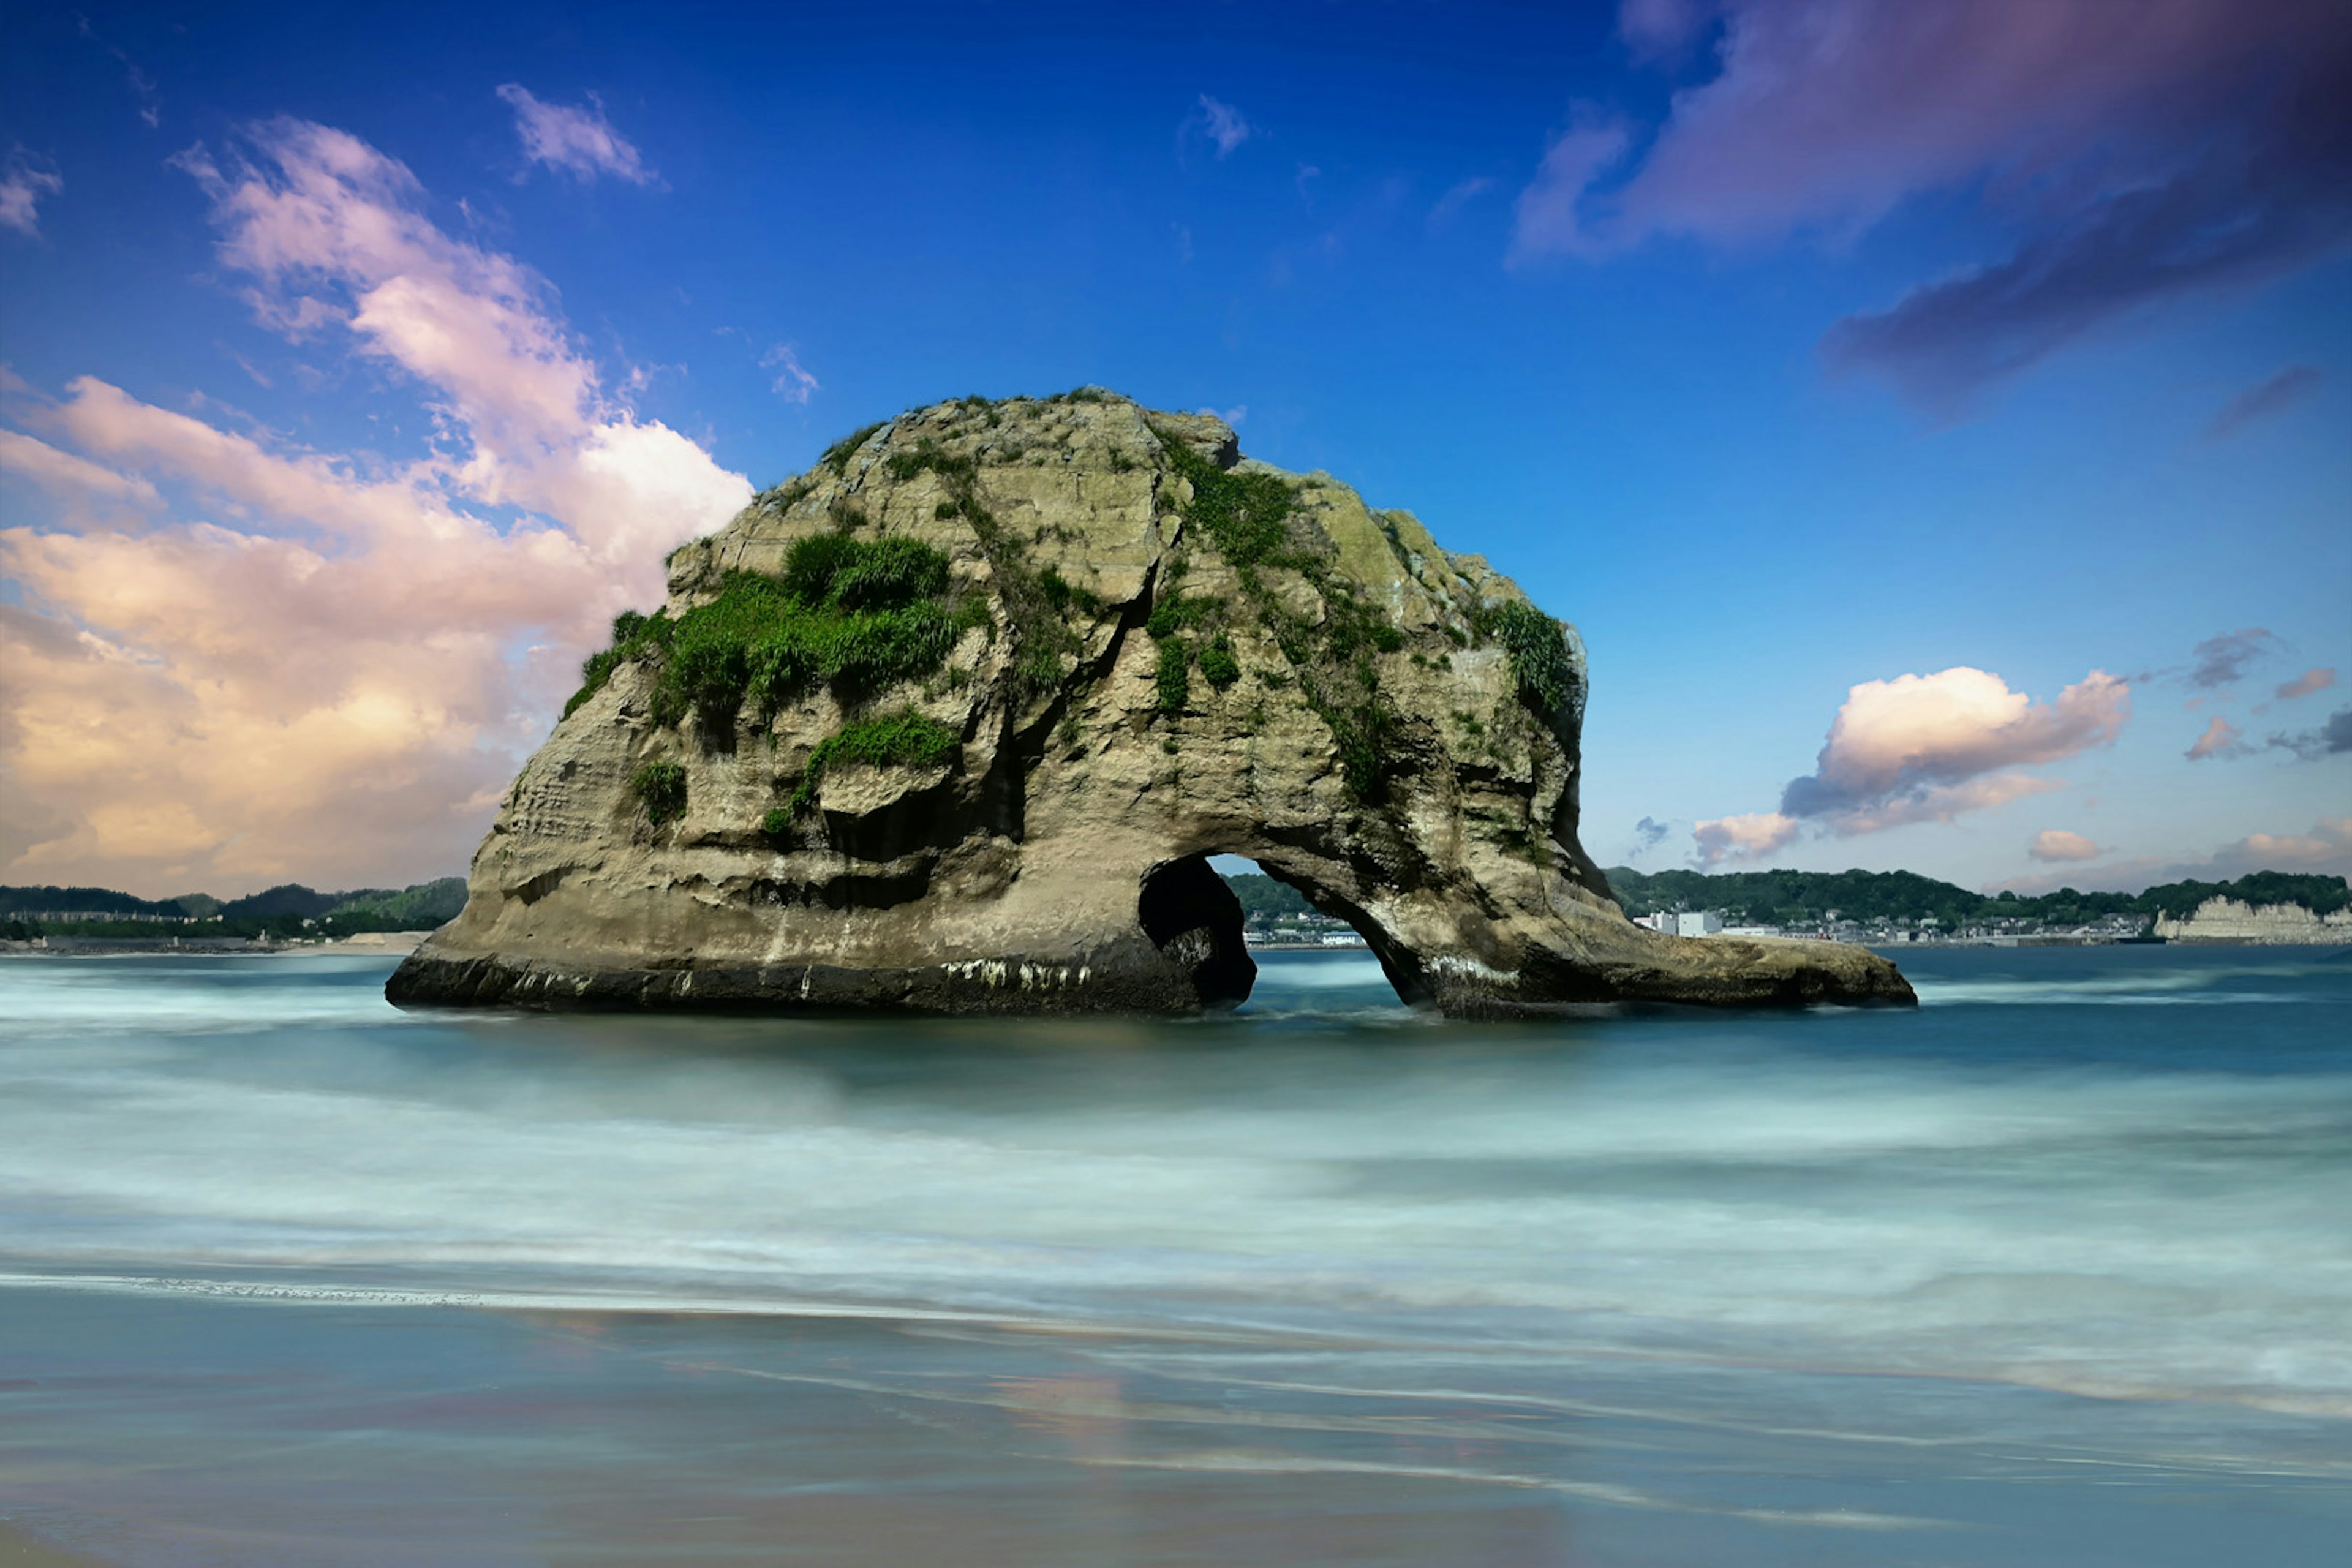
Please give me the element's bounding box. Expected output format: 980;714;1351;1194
389;391;1913;1015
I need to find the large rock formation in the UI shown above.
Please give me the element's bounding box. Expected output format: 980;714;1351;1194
388;391;1912;1015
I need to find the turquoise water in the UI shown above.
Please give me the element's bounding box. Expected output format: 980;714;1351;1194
1;947;2346;1564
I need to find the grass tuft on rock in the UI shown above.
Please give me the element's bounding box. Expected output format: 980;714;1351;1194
819;421;885;474
790;710;959;813
631;759;687;826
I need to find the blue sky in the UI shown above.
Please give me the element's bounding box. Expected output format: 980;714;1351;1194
2;0;2346;897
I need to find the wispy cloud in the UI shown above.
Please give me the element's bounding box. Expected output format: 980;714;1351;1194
760;343;819;403
1694;665;2128;864
2187;627;2278;689
1190;95;1254;160
496;84;657;186
0;427;160;507
0;116;745;895
76;15;160;129
0;153;63;238
1631;815;1670;852
2205;364;2324;442
1429;176;1496;229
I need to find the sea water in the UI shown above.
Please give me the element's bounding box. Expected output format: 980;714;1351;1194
0;947;2346;1566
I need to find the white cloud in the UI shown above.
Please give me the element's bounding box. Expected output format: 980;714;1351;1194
0;118;747;896
1694;665;2129;864
761;344;820;403
0;156;64;238
496;84;656;186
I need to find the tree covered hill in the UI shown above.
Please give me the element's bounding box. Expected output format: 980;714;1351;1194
1600;866;2350;927
2;878;467;938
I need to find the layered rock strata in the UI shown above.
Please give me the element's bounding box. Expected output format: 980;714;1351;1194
389;391;1913;1015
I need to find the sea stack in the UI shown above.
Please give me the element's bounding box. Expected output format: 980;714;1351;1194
388;391;1914;1015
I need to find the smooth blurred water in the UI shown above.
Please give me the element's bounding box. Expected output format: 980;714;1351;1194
1;947;2347;1566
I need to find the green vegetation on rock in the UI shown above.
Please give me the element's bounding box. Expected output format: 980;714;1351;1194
790;709;960;813
576;533;969;737
1490;599;1577;716
1155;639;1191;715
1148;426;1408;797
565;609;676;719
632;759;687;826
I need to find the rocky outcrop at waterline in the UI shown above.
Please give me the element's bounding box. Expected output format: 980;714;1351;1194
388;390;1913;1016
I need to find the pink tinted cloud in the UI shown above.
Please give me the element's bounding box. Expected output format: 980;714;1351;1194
0;428;159;508
0;119;748;896
496;84;656;186
2277;666;2337;701
1517;1;2352;410
1991;818;2352;895
2185;715;2246;761
2029;829;2101;864
1691;811;1800;866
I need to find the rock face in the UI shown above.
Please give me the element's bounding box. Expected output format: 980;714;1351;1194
388;391;1913;1016
2154;896;2352;944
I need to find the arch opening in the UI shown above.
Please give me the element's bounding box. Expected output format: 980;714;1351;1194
1208;855;1434;1011
1136;856;1256;1009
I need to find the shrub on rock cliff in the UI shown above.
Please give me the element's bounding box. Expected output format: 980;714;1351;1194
578;533;968;736
1491;600;1578;718
631;760;687;826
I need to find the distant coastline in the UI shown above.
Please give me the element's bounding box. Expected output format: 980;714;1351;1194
9;867;2348;957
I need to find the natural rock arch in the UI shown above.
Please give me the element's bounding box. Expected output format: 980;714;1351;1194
390;391;1912;1016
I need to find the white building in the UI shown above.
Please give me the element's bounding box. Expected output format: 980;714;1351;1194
1675;911;1724;937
